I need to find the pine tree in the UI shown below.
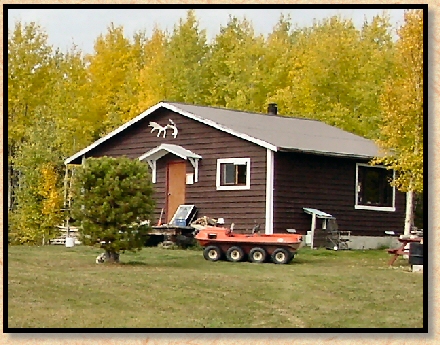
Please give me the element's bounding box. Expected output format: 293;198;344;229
71;157;155;263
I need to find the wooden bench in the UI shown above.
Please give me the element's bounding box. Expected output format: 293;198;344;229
50;238;66;245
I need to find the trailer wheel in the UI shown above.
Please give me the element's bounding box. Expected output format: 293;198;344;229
226;246;245;262
249;247;266;263
272;248;290;264
203;246;222;261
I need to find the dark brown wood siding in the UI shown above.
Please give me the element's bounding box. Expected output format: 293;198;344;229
86;108;268;232
273;151;406;236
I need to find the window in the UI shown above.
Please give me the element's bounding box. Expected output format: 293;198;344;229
216;158;250;190
355;164;395;211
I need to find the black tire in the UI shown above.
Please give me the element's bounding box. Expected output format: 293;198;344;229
272;248;290;264
226;246;245;262
203;246;222;261
249;247;266;263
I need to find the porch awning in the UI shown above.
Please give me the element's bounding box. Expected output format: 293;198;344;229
139;143;201;162
138;144;202;183
303;207;335;250
303;207;335;219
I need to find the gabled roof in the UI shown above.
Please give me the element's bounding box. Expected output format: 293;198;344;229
65;101;379;164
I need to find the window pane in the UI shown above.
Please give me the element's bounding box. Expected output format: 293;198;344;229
236;164;247;185
364;169;381;205
223;164;235;185
382;170;393;206
358;166;393;207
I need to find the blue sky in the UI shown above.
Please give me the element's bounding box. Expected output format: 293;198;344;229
7;8;407;55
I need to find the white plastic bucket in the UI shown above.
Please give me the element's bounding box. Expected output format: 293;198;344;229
65;237;75;248
305;231;312;245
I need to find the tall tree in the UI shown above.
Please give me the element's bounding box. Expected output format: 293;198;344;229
9;112;65;244
276;17;362;129
86;23;141;136
204;15;266;112
8;22;54;155
274;15;394;138
354;13;395;139
48;46;96;156
8;22;56;213
164;9;209;104
373;10;424;234
136;26;169;112
263;14;296;108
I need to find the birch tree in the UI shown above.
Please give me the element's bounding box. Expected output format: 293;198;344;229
8;22;54;210
274;15;394;139
86;23;141;135
204;15;266;112
136;26;169;112
373;9;424;234
164;9;209;104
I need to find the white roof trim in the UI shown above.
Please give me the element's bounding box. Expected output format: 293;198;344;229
138;143;202;161
64;103;164;164
65;102;277;164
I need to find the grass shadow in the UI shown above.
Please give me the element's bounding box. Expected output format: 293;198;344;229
290;257;334;265
120;260;149;266
118;258;204;269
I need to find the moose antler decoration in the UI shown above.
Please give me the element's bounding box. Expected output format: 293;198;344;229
149;119;179;138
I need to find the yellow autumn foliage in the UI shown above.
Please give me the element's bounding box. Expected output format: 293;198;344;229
374;9;423;192
39;164;64;227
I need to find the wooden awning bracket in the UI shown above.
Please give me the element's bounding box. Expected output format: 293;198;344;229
146;159;157;183
187;157;199;182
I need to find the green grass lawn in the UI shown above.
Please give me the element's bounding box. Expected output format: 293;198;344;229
7;245;424;329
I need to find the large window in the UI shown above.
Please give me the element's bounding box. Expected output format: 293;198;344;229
216;158;250;190
355;164;395;211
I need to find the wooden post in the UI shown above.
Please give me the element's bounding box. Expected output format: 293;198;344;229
63;165;69;212
63;165;70;239
310;213;317;249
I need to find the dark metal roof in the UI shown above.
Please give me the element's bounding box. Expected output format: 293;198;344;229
167;102;380;158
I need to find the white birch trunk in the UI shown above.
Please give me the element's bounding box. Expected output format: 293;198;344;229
404;190;414;235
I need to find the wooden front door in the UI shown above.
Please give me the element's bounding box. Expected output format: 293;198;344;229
166;161;186;222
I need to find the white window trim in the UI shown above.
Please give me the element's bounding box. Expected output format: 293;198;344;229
216;158;251;191
355;163;396;212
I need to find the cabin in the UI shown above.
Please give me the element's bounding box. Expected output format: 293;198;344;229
65;101;406;249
